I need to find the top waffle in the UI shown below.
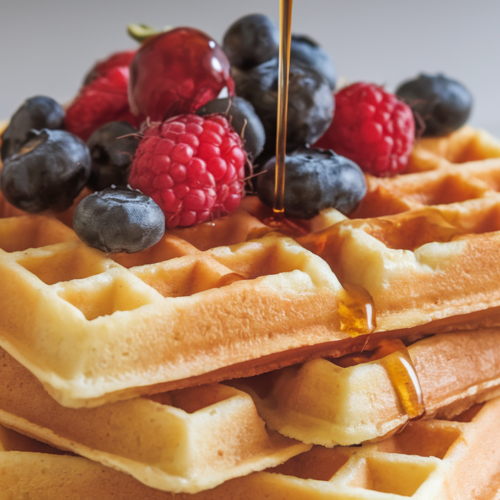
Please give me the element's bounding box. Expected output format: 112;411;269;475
2;126;500;408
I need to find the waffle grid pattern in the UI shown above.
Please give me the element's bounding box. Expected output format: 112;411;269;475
233;329;500;447
0;211;347;407
1;399;500;499
2;127;500;408
0;347;309;493
2;126;500;498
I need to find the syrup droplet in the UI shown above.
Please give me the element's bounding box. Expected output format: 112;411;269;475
338;283;376;337
263;216;309;238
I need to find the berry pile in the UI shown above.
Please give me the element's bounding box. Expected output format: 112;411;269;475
0;11;475;252
129;114;246;228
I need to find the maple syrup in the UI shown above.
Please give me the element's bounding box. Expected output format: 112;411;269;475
262;215;308;238
381;346;425;420
273;0;293;218
334;339;425;420
338;283;376;337
269;2;423;424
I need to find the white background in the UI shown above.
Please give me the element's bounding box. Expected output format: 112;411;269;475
1;0;499;136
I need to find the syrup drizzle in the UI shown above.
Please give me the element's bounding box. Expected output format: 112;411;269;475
271;0;421;424
272;1;377;336
381;349;425;420
334;339;425;420
379;340;425;420
273;0;293;218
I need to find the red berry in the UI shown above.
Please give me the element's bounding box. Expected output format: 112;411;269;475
65;66;140;142
315;83;415;177
128;28;234;122
129;114;246;228
83;49;137;85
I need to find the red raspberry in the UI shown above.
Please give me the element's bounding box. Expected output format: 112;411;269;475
129;114;246;228
83;49;137;85
315;83;415;177
65;66;140;142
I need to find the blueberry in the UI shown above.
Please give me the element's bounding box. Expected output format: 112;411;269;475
257;148;366;219
223;14;279;69
87;121;140;191
73;187;165;253
395;74;472;137
0;129;91;213
290;35;337;90
196;97;266;159
232;59;334;154
1;96;65;161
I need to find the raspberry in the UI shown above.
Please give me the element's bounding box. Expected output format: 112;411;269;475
129;114;247;228
83;49;137;86
315;82;415;177
65;66;140;142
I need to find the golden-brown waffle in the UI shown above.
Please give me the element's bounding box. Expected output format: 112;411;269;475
3;126;500;497
0;213;352;408
298;128;500;331
0;347;308;493
2;127;500;409
2;399;500;499
231;329;500;446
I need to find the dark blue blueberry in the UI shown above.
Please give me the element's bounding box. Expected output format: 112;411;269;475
73;187;165;253
257;148;366;219
232;59;334;154
196;97;266;159
1;96;65;161
290;34;337;90
223;14;279;69
395;74;472;137
0;129;91;213
87;121;140;191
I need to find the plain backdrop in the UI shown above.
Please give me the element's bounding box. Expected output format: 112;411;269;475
1;0;499;136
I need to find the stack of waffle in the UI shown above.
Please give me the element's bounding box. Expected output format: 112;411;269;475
2;125;500;499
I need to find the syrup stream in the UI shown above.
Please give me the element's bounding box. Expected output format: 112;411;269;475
273;0;416;420
272;0;420;424
273;0;294;217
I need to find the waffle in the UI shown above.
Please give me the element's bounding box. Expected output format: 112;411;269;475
0;424;179;500
2;128;500;408
298;127;500;332
231;329;500;446
0;346;309;493
2;125;500;497
2;328;500;496
2;398;500;499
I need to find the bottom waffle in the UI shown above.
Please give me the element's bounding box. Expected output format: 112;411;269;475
0;348;308;494
2;398;500;499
